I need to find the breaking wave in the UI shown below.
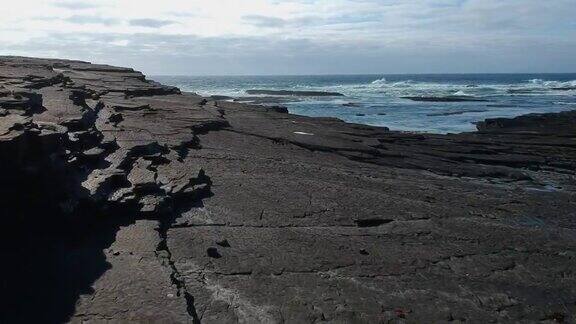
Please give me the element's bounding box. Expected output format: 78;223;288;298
527;79;576;88
371;77;387;85
156;73;576;134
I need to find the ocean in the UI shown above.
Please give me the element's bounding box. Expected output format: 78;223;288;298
153;74;576;134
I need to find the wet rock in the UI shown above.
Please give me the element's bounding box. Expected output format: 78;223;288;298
476;110;576;135
552;86;576;91
427;109;489;117
210;95;233;101
402;96;489;102
246;89;345;96
265;105;288;113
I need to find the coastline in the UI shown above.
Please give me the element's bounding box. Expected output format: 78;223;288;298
1;56;575;323
154;73;576;134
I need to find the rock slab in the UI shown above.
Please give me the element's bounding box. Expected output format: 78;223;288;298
1;56;575;324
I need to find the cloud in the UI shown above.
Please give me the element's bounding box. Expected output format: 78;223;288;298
243;15;286;28
64;15;119;26
52;1;100;10
129;19;176;28
1;0;575;74
4;30;576;75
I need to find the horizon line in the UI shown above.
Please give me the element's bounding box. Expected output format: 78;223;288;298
150;72;576;77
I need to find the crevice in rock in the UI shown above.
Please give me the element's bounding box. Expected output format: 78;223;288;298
174;136;202;162
354;218;395;227
191;119;231;135
153;173;214;324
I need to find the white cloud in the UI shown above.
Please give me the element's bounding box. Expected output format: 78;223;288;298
0;0;575;74
52;0;100;10
129;19;176;28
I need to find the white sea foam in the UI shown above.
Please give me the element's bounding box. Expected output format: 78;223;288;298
453;90;470;96
528;79;545;84
391;80;413;88
156;74;576;134
526;79;576;88
321;78;576;101
371;77;387;85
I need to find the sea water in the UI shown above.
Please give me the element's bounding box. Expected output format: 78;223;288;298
154;74;576;134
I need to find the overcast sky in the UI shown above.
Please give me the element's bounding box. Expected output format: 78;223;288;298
1;0;575;75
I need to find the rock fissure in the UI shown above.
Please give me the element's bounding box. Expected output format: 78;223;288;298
156;217;202;323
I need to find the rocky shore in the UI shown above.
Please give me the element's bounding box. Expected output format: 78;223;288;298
1;56;575;323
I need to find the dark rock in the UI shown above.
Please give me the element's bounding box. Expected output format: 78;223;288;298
265;105;288;113
209;95;233;101
402;96;489;102
486;104;518;108
108;113;124;126
110;103;153;111
206;247;222;258
427;109;489;117
476;110;576;135
233;96;299;104
2;56;575;324
354;218;394;227
246;89;345;97
216;239;231;247
551;86;576;91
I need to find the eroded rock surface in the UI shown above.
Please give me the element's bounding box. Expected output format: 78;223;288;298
1;56;575;323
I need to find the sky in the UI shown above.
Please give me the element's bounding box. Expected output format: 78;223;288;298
1;0;575;75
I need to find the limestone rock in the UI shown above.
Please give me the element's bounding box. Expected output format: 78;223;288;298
1;56;575;324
